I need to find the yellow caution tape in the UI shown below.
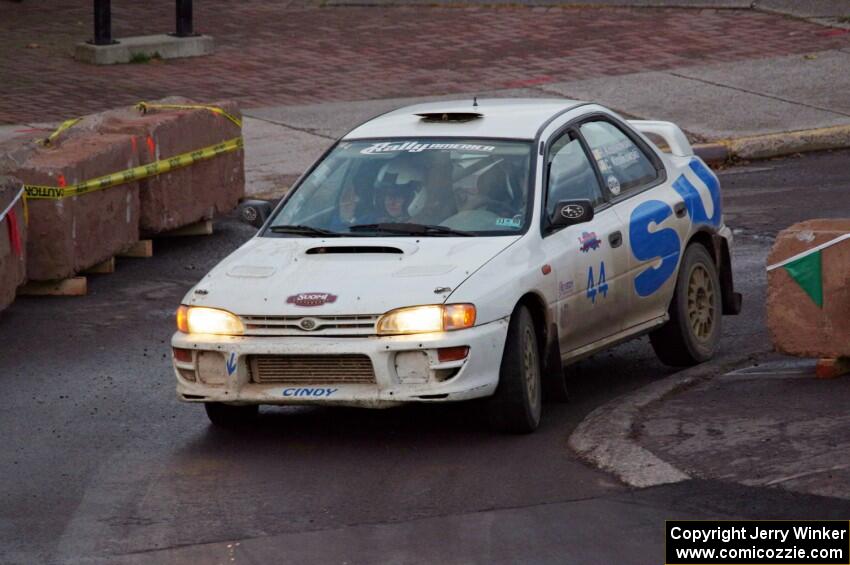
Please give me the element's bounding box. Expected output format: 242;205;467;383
36;102;241;148
135;101;243;129
23;136;243;200
38;117;83;147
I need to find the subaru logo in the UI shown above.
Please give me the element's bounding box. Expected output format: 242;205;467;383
561;204;584;219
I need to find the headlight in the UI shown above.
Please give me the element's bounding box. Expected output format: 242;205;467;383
176;305;244;335
376;304;475;335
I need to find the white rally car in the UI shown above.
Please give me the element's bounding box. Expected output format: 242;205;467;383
172;99;741;433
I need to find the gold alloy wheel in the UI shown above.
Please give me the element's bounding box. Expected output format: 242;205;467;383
523;326;539;409
687;263;715;342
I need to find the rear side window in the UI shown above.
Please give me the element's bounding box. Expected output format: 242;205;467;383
545;133;603;218
580;121;657;197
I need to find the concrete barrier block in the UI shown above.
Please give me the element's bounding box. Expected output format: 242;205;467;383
9;134;141;281
79;97;244;233
74;34;214;65
0;176;27;312
767;219;850;359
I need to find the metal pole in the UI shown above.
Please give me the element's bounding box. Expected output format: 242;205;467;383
175;0;195;37
90;0;114;45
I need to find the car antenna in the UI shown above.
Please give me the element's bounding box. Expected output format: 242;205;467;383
473;96;478;108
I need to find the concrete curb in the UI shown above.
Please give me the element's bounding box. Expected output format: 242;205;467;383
568;352;770;488
692;142;729;165
723;125;850;161
693;124;850;164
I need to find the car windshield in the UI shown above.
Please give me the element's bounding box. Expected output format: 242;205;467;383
267;138;534;237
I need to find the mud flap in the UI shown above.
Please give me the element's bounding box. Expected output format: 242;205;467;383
713;234;743;315
542;323;568;402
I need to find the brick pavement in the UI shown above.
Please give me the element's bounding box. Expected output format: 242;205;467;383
1;1;848;124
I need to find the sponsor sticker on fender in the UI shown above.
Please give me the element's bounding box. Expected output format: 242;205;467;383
579;231;602;253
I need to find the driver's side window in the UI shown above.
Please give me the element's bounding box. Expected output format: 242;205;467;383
545;132;604;219
281;158;351;225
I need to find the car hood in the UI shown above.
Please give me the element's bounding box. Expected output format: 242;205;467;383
184;236;520;316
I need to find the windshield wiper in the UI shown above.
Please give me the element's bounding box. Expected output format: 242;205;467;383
348;223;473;237
269;224;343;237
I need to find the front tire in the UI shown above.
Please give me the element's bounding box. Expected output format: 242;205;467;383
650;243;722;367
204;403;259;428
488;306;543;433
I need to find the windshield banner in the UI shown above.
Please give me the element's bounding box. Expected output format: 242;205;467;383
360;141;496;155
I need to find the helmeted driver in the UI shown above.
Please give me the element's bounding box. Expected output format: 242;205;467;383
374;157;423;222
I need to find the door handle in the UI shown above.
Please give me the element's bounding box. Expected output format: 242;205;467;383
674;201;687;218
608;231;623;248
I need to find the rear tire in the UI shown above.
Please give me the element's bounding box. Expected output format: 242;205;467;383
650;243;722;367
488;306;543;433
204;403;259;428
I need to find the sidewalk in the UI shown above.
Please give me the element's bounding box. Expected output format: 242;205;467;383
2;2;849;124
2;2;849;198
321;0;850;30
242;46;850;197
636;356;850;501
7;44;848;199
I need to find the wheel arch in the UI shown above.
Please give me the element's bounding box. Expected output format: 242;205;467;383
686;229;716;262
515;291;563;379
684;228;741;315
515;292;548;352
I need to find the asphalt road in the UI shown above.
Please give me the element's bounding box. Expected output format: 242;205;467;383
2;150;850;564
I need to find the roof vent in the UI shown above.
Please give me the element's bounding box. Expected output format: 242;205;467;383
416;112;483;123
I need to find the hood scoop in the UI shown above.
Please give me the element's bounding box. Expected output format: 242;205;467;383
226;265;277;278
306;246;404;255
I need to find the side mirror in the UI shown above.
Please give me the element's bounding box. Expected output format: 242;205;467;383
550;200;594;228
239;199;273;229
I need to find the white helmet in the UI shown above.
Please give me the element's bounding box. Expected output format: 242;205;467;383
376;157;425;187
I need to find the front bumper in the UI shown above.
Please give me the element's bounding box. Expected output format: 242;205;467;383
171;318;510;408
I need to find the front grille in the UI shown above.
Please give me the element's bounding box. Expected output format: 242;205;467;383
249;354;376;384
240;314;379;336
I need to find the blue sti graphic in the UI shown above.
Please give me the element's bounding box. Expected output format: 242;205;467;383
672;160;722;228
586;261;609;304
283;387;339;398
629;158;721;297
226;352;237;376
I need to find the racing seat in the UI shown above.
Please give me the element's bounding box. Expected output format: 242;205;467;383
476;165;517;216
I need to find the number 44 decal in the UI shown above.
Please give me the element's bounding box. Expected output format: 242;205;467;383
586;261;609;304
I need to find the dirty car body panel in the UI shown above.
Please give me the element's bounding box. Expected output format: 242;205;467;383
172;99;739;411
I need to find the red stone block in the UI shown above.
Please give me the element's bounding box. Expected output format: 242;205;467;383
0;176;27;311
76;97;244;234
767;219;850;359
8;134;141;281
815;358;850;380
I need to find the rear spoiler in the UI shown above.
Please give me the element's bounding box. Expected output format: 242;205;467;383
628;120;693;158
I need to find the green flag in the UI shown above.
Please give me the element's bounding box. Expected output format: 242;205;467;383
784;250;823;308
